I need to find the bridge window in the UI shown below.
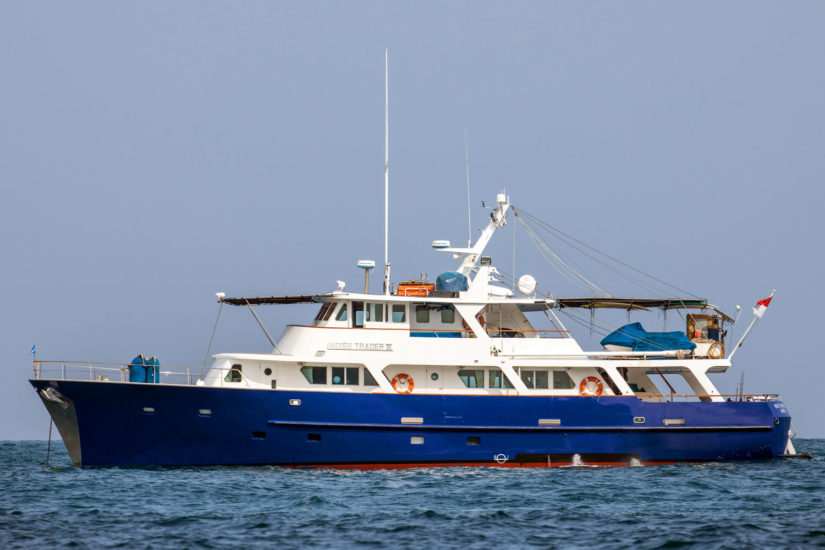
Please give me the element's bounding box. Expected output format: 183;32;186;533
458;369;485;388
391;304;406;322
366;302;384;322
331;367;345;385
346;367;359;385
352;301;364;327
314;302;336;322
335;303;348;321
416;305;430;323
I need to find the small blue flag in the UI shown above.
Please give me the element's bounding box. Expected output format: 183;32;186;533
30;345;36;355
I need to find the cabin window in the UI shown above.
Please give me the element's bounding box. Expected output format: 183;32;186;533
300;366;327;385
363;368;379;386
346;367;359;385
553;371;575;389
458;369;485;388
335;303;348;321
520;370;535;389
314;302;336;322
352;301;365;327
440;306;455;324
366;303;384;323
331;367;345;385
416;306;430;323
225;364;242;383
391;304;406;322
489;369;515;389
535;370;549;389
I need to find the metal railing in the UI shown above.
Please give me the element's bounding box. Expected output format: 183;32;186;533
32;360;229;386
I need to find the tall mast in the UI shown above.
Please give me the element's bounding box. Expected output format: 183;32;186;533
383;48;391;295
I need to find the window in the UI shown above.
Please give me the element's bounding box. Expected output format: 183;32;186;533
467;437;481;445
440;306;455;324
335;303;348;321
553;371;575;389
392;304;406;323
416;305;430;323
252;431;266;439
535;370;549;389
363;368;378;386
366;303;384;323
489;369;514;389
300;366;327;384
314;302;336;322
264;367;272;376
346;367;359;385
520;369;535;389
458;369;485;388
352;301;364;327
307;433;321;441
331;367;345;385
410;436;424;445
225;364;242;383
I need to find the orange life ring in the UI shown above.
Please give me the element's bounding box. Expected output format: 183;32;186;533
579;376;603;396
476;314;485;327
391;373;415;394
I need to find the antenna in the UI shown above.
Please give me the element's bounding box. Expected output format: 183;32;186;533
383;48;391;295
465;129;471;247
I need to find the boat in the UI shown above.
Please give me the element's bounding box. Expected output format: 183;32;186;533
30;191;798;467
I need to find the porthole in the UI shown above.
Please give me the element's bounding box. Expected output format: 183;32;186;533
431;373;439;381
264;368;272;376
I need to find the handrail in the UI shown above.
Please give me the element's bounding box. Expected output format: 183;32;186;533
32;360;236;385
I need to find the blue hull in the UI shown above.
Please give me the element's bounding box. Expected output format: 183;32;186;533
31;379;791;467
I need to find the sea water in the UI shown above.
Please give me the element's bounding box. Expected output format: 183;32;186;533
2;440;824;548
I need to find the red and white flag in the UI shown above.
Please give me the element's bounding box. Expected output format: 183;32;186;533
753;294;773;318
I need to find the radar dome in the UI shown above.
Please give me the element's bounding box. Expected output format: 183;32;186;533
517;274;537;296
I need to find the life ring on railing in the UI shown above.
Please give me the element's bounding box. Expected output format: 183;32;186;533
579;376;603;397
391;373;415;394
708;341;725;359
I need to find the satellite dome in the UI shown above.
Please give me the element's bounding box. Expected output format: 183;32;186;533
517;274;537;296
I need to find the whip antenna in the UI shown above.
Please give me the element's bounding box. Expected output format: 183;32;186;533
465;129;471;247
383;48;391;295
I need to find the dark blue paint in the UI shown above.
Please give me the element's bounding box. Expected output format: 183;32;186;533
30;379;791;467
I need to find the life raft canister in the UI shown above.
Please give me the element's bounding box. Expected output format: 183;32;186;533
391;373;415;394
579;376;604;396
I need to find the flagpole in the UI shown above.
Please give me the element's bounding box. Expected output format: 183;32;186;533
727;290;775;361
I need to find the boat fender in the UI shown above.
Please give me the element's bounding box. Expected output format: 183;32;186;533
391;373;414;394
708;341;725;359
579;376;604;397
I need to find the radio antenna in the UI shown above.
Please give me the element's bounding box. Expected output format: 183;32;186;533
383;48;391;295
465;129;472;247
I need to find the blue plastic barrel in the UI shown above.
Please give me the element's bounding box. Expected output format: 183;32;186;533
147;356;160;383
129;354;146;383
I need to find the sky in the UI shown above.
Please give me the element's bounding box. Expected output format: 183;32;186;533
1;1;824;439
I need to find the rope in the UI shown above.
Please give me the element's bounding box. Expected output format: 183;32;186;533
202;302;223;367
515;206;700;299
516;211;611;296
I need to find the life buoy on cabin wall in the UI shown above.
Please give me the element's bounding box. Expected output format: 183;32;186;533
579;376;604;397
391;373;415;394
462;315;485;329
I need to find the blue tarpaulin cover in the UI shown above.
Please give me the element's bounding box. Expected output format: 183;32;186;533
600;322;696;352
435;272;468;292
